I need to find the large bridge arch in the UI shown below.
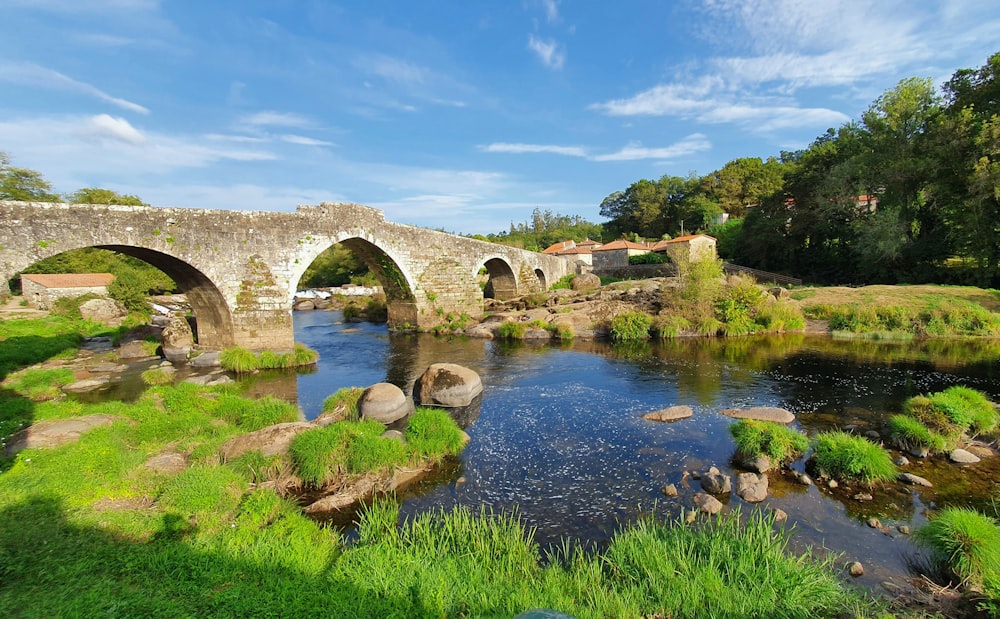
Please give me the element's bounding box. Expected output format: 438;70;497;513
479;257;518;300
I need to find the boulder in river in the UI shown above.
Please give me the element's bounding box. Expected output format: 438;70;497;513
161;316;194;363
219;421;315;460
415;363;483;408
700;466;732;495
642;405;693;422
359;382;413;424
735;472;768;503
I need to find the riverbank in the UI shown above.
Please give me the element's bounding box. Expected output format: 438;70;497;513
0;313;894;618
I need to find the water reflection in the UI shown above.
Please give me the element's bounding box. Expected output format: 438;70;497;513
270;310;1000;589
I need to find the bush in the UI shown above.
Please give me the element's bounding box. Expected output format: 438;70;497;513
886;414;947;453
405;407;466;462
220;347;259;373
215;394;300;431
549;274;576;290
915;507;1000;592
655;315;690;338
729;419;808;464
294;343;319;366
629;252;670;265
715;274;767;336
754;300;806;332
610;311;652;341
496;321;527;339
811;431;897;484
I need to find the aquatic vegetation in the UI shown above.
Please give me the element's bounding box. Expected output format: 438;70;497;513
220;344;319;373
886;414;947;453
915;506;1000;601
901;386;998;441
496;321;528;339
404;407;466;462
140;366;174;386
811;431;897;485
729;419;809;464
219;346;259;373
289;420;407;486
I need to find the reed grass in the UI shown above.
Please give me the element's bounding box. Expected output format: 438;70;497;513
220;346;259;373
404;407;466;462
729;419;809;464
915;507;1000;592
321;386;364;421
610;311;652;341
811;431;897;485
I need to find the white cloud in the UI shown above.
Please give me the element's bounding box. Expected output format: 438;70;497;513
589;77;723;116
82;114;146;145
239;111;314;129
205;133;267;143
137;183;342;212
589;135;711;162
481;142;587;157
527;35;565;70
281;134;335;147
540;0;560;23
0;62;150;115
358;54;428;85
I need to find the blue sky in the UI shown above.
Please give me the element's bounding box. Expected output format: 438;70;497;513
1;1;998;235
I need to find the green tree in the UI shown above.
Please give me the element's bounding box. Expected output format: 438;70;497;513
702;157;785;217
300;244;370;288
66;187;147;206
0;152;60;201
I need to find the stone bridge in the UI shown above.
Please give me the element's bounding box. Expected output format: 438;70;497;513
0;201;571;350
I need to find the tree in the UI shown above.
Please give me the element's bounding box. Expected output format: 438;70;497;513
0;152;60;201
702;157;785;217
66;187;147;206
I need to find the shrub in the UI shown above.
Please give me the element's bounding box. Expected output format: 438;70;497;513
364;298;388;322
729;419;808;465
655;315;690;338
715;274;767;336
931;386;998;436
629;252;670;265
549;274;576;290
811;431;897;484
496;321;527;339
220;347;259;373
915;507;1000;592
610;311;652;341
754;300;806;332
405;407;466;462
886;414;947;453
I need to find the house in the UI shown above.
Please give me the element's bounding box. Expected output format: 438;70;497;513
20;273;115;310
558;245;594;266
591;239;651;270
650;234;717;262
542;240;577;255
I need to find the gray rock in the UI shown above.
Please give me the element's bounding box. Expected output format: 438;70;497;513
464;323;496;339
219;422;315;460
693;492;723;515
867;517;882;529
118;339;154;359
294;300;315;311
900;472;933;487
794;472;813;486
719;406;795;424
735;472;768;503
847;561;864;577
642;405;693;422
188;351;221;368
62;376;111;393
908;445;929;458
3;414;119;456
161;316;194;363
700;469;732;495
523;327;552;340
79;297;128;326
740;454;772;474
894;455;910;466
416;363;484;408
897;525;910;535
950;448;981;464
853;492;873;502
359;382;413;423
205;375;234;386
772;508;788;523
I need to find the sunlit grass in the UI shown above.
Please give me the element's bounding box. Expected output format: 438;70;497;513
812;431;897;485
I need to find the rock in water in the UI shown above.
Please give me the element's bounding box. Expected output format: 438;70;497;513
719;406;795;424
642;405;693;422
359;382;413;423
416;363;483;407
161;316;194;363
735;472;768;503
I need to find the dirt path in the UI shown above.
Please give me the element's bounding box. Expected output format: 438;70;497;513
0;296;48;318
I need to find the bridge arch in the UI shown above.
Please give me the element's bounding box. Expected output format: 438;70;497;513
10;243;235;348
534;268;547;290
293;235;419;329
479;257;518;300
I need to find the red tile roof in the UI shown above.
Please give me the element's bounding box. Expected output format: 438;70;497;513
592;239;650;251
542;240;576;254
576;238;601;247
559;246;592;255
21;273;115;288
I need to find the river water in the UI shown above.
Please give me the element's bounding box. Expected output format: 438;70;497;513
245;310;1000;590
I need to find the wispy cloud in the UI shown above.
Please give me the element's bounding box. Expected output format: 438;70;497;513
527;35;565;70
589;135;711;162
352;53;471;111
83;114;146;145
280;134;335;147
0;62;150;115
481;142;587;157
540;0;560;23
239;110;314;129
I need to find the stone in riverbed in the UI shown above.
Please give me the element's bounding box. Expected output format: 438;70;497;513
735;472;768;503
218;422;315;460
415;363;483;408
359;382;413;423
642;405;692;422
949;448;981;464
161;316;194;363
900;472;933;487
700;466;731;495
62;376;111;393
693;492;723;515
719;406;795;424
3;414;120;456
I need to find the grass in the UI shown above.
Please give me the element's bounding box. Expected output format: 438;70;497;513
140;366;174;386
610;311;652;341
886;414;947;453
289;420;408;486
901;386;999;442
2;367;75;400
321;386;364;421
404;407;466;462
220;345;320;373
496;321;528;339
214;393;300;431
915;507;1000;594
811;431;897;485
729;419;809;464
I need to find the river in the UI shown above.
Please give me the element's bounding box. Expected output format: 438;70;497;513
242;310;1000;590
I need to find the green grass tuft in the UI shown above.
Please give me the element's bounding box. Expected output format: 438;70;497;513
886;414;947;453
915;507;1000;592
220;347;260;373
405;407;466;462
2;367;75;400
321;386;364;421
140;366;174;386
812;431;897;485
496;321;527;339
729;419;809;464
289;420;403;486
610;311;652;341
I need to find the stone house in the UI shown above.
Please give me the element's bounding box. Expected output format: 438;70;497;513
591;240;651;270
650;234;717;263
20;273;115;310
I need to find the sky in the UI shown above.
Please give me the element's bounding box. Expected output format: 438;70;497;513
1;1;998;236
